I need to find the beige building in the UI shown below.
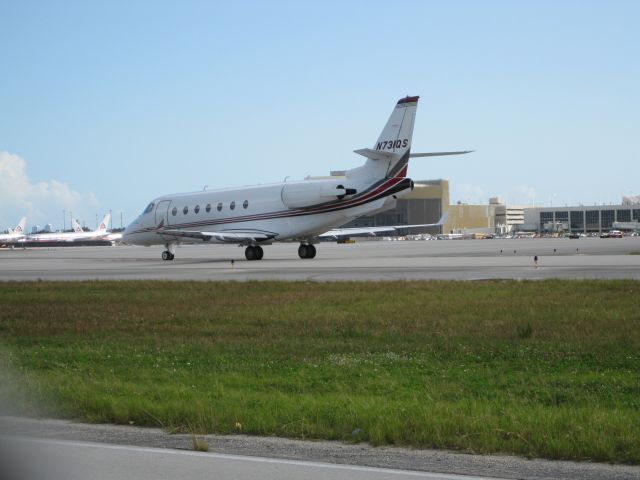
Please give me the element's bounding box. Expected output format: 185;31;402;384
344;179;526;235
445;203;497;234
344;179;449;234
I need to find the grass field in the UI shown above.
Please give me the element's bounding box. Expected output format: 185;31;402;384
0;280;639;463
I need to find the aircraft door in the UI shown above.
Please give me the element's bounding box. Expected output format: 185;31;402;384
155;200;172;227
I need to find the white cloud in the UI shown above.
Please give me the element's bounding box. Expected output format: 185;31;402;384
0;151;100;231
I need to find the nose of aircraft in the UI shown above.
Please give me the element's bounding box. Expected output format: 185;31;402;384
121;220;138;244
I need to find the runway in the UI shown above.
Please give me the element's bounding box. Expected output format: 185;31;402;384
1;237;640;281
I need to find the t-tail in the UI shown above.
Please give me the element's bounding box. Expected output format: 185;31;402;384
347;95;472;183
347;96;419;181
97;213;110;232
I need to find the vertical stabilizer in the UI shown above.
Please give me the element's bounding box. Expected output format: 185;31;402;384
97;213;110;232
72;219;83;232
13;217;26;234
347;96;419;181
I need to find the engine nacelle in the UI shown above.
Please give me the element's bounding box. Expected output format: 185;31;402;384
281;180;357;209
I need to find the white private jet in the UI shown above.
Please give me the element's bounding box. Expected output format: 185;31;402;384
26;213;112;243
123;96;470;261
0;217;27;245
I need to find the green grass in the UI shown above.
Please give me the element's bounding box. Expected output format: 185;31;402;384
0;280;639;463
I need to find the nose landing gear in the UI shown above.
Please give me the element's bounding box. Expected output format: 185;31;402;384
298;243;316;259
162;242;176;261
245;245;264;261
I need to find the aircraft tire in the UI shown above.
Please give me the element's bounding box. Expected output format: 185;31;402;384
245;246;257;261
298;244;316;259
162;251;174;261
255;246;264;260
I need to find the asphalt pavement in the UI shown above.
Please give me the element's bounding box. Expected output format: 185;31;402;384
1;237;639;281
1;417;638;480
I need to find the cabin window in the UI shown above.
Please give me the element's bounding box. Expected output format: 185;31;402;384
243;200;249;209
217;202;223;211
194;205;200;214
206;204;211;213
172;207;177;216
143;203;155;214
230;201;236;210
183;206;189;215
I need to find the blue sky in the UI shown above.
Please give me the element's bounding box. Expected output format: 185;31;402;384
1;0;638;230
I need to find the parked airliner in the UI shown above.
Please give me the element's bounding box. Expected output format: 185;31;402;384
25;213;112;243
0;217;27;245
123;96;469;260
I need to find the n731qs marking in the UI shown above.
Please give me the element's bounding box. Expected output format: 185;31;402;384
376;139;408;150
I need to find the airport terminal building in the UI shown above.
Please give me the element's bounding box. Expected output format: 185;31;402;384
521;204;640;234
337;175;639;236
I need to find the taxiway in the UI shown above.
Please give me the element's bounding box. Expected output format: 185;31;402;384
1;237;639;281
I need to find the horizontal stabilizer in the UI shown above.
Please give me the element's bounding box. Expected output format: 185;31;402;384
409;151;473;158
353;148;399;161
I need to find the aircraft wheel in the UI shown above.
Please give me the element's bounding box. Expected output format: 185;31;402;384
162;251;174;261
298;244;316;259
255;245;264;260
245;245;257;261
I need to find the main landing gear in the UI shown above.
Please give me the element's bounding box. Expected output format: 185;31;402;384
162;242;176;261
245;245;264;261
298;243;316;259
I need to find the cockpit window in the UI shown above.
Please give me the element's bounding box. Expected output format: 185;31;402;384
143;203;155;214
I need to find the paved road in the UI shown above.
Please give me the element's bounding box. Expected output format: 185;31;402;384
1;417;638;480
1;438;497;480
1;237;639;280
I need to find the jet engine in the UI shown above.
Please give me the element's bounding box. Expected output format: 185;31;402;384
281;180;357;209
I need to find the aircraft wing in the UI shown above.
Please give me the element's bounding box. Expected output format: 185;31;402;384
320;213;448;239
158;229;276;243
319;226;397;238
